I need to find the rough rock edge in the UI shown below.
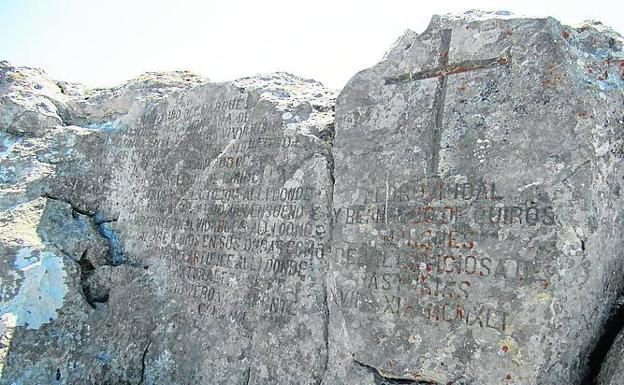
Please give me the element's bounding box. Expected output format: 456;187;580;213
596;309;624;384
40;193;128;308
382;10;624;83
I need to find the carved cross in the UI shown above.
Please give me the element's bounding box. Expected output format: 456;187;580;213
385;28;510;175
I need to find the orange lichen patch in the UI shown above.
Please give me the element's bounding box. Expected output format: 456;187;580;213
542;73;564;87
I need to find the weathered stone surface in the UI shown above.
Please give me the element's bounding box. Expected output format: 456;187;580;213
1;10;624;385
1;58;336;384
328;11;624;385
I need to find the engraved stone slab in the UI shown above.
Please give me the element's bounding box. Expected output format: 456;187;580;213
1;70;336;384
70;77;334;385
328;12;624;385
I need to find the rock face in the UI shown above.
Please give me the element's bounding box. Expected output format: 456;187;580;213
1;10;624;385
1;63;336;384
328;11;624;385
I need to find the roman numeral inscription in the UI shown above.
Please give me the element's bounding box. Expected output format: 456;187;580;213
385;28;511;175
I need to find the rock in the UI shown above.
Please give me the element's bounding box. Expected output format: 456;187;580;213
1;10;624;385
0;61;68;137
328;10;624;385
1;58;336;383
37;198;111;266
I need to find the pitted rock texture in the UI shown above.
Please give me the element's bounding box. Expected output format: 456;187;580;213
1;59;336;384
0;10;624;385
328;10;624;385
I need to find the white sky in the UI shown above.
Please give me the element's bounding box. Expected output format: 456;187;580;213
1;0;623;90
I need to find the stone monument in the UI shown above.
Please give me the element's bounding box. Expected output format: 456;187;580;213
328;11;624;385
1;10;624;385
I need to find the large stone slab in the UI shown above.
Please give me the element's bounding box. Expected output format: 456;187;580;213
0;64;336;384
328;11;624;385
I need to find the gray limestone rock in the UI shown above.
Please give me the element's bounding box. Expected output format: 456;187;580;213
328;10;624;385
1;10;624;385
1;61;336;384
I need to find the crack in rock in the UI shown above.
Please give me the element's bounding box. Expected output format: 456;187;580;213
40;193;128;308
138;340;151;385
353;359;439;385
562;159;592;183
243;366;251;385
42;193;124;265
581;296;624;384
317;118;336;385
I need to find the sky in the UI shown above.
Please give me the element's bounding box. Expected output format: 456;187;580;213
1;0;623;90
